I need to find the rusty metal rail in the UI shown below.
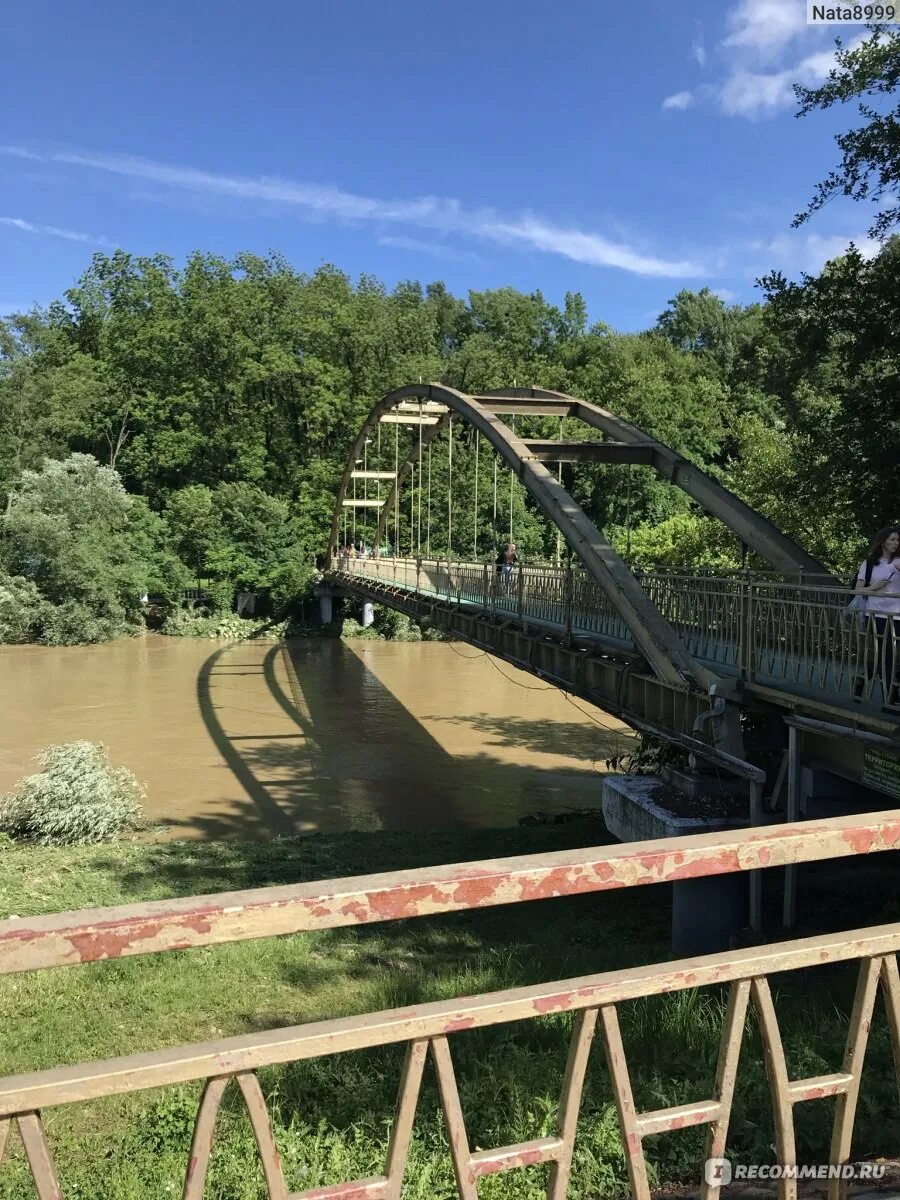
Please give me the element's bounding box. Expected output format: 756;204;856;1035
3;812;900;1198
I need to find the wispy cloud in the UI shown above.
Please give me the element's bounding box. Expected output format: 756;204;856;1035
376;234;479;262
0;145;706;278
719;43;855;117
0;215;104;244
662;90;695;110
760;230;879;273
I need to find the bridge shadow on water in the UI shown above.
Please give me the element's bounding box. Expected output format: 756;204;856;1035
156;636;609;843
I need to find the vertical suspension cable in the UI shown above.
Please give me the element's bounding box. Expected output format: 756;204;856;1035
508;415;515;543
417;402;423;556
447;414;453;556
410;464;415;556
556;414;563;567
426;441;432;557
394;420;399;556
473;433;480;558
626;463;633;561
352;462;357;547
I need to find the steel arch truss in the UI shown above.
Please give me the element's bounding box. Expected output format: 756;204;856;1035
328;384;830;695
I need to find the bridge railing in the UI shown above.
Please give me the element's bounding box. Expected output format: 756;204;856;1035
3;813;900;1199
330;556;900;710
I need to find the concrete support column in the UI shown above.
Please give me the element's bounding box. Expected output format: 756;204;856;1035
319;591;333;624
362;601;375;628
603;774;748;956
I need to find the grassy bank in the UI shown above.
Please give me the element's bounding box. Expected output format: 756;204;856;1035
1;824;899;1198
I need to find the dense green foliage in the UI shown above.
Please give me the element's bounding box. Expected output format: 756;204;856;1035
2;233;899;643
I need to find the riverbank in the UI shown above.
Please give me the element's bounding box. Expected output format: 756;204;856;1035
0;636;632;838
2;824;899;1198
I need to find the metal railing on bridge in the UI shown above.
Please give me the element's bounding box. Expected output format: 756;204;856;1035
2;814;900;1198
331;555;900;713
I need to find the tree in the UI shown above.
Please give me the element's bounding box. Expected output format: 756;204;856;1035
0;454;186;641
794;26;900;239
757;239;900;537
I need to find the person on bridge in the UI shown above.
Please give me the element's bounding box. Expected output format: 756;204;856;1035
855;526;900;705
496;543;518;591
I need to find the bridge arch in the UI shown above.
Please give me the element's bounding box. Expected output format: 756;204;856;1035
329;383;834;696
331;383;722;691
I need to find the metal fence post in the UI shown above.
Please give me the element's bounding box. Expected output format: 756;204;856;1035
517;565;525;621
564;562;574;645
783;724;801;930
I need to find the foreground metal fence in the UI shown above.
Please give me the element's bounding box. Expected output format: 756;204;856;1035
3;813;900;1199
332;556;900;711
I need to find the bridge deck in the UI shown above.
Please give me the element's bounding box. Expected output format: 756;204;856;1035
326;557;900;732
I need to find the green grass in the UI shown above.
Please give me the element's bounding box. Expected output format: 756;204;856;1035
1;825;899;1198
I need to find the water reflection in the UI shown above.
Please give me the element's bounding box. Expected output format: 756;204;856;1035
0;636;633;839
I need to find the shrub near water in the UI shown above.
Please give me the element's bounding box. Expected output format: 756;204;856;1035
0;742;144;844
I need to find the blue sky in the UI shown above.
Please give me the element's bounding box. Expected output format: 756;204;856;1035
0;0;884;330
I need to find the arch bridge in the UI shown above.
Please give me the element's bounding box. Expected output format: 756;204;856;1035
324;384;900;787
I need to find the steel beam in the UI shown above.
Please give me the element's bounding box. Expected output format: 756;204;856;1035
480;388;835;579
521;440;657;464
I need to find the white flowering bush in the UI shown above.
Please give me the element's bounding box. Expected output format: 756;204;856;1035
0;742;145;844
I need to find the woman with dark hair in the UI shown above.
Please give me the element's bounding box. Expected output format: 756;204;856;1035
854;526;900;704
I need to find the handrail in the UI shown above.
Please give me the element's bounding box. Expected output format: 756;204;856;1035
5;810;900;975
4;812;900;1198
331;555;900;715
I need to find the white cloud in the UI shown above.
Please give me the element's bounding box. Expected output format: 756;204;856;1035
719;43;850;116
723;0;807;57
713;287;738;302
663;0;861;119
0;145;706;278
692;38;707;67
0;215;102;244
756;230;879;274
662;90;695;110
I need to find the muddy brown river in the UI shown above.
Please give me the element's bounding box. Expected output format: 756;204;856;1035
0;636;632;839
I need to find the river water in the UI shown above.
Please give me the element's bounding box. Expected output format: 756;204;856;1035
0;636;632;839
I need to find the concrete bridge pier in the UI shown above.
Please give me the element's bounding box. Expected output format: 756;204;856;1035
314;583;340;625
362;601;375;628
602;774;749;956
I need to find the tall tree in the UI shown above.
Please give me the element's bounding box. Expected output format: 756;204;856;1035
794;26;900;239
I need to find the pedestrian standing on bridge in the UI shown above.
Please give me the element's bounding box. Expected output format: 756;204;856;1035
855;527;900;705
495;542;518;592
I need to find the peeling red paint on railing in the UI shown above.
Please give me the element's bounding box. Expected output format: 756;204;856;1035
4;811;900;1199
3;812;900;976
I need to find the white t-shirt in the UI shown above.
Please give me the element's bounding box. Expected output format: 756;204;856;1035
857;557;900;615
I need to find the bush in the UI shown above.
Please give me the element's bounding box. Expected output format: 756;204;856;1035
0;742;145;844
40;599;130;646
161;606;285;640
0;571;49;643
